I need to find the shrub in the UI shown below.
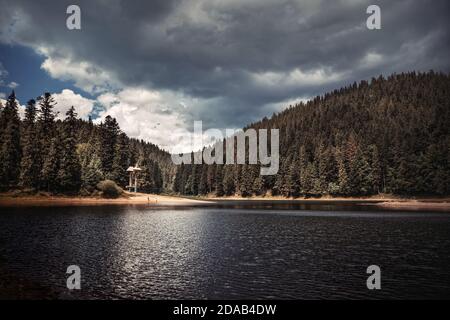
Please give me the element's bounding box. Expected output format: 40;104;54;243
96;180;123;199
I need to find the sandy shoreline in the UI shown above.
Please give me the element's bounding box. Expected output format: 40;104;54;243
0;193;449;211
204;196;450;211
0;192;213;207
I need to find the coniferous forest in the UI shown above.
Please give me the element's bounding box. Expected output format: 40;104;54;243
0;92;171;196
0;71;449;197
173;71;450;197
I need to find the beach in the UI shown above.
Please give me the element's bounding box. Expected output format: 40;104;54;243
0;192;449;211
0;192;212;207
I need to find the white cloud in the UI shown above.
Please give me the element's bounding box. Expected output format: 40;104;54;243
250;68;346;90
95;87;220;153
96;88;185;152
265;96;312;113
52;89;96;120
7;81;19;89
40;49;119;94
360;52;384;69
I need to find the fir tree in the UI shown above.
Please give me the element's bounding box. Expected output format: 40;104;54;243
0;91;21;189
111;132;130;187
19;99;40;189
57;106;82;193
78;143;104;192
214;164;224;196
336;148;350;195
152;163;163;194
37;92;57;188
198;165;208;195
100;115;120;174
222;165;235;196
173;163;184;193
41;136;61;192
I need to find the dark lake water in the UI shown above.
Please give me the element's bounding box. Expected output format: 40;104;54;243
1;203;449;299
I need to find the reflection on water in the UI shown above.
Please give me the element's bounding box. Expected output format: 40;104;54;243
0;205;449;299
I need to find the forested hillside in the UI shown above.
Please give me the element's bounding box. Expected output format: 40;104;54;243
0;92;175;195
174;71;450;197
1;71;449;197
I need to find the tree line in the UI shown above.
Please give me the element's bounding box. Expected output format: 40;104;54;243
0;92;168;195
173;71;449;197
1;71;448;197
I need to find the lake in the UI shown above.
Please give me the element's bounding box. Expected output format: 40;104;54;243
0;203;449;299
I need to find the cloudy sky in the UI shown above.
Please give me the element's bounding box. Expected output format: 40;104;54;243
0;0;449;152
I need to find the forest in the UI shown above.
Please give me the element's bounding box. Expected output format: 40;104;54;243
0;71;449;197
173;71;449;197
0;92;173;196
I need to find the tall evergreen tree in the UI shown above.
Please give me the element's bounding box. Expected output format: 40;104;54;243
111;132;130;187
0;91;21;189
19;99;40;189
37;92;57;188
152;163;163;194
198;165;208;195
100;115;120;174
222;165;235;196
214;164;224;196
173;163;185;193
78;142;104;192
41;136;61;192
57;106;82;193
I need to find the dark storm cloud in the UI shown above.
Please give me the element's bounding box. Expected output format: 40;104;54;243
1;0;449;129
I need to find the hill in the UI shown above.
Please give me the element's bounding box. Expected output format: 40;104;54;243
1;71;448;198
173;71;450;197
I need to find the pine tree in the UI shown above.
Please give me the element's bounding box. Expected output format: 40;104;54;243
78;143;104;192
206;165;216;193
189;153;200;195
41;136;61;192
0;91;21;189
173;163;184;193
198;165;208;195
356;148;372;195
214;164;224;196
299;161;316;195
286;159;300;197
152;163;163;194
100;115;120;174
139;157;162;193
336;148;350;195
345;134;361;193
239;164;254;197
111;132;130;187
37;92;57;137
222;165;235;196
37;92;57;189
19;99;40;189
57;106;82;193
273;156;286;195
253;175;265;196
369;145;382;193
